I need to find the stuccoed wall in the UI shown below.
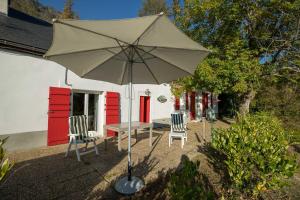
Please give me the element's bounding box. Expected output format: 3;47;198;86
0;50;173;139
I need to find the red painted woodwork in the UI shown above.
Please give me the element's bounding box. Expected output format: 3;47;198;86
106;92;120;137
139;96;145;122
140;96;150;123
185;92;189;110
174;97;180;110
145;97;150;123
202;92;209;116
47;87;71;146
190;92;196;120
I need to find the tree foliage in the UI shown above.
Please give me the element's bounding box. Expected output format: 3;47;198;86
251;73;300;142
0;138;12;184
10;0;79;21
212;112;298;197
170;0;300;115
10;0;60;21
139;0;169;16
168;158;214;200
59;0;79;19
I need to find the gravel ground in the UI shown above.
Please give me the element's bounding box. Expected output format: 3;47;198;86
1;120;299;200
0;120;226;200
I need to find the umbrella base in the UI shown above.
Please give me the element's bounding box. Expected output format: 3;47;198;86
114;176;144;195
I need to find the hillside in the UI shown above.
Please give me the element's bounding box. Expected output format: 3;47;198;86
10;0;61;22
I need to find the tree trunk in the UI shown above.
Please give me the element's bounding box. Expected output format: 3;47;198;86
238;90;256;116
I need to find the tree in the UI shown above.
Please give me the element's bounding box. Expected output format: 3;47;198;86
10;0;60;22
59;0;78;19
171;0;300;116
138;0;169;16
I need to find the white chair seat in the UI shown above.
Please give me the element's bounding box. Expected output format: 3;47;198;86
169;113;187;149
65;115;99;161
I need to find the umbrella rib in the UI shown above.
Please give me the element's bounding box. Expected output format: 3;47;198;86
136;46;194;76
120;61;128;84
139;45;211;52
56;20;130;45
116;40;130;60
132;47;160;84
139;47;157;58
45;46;124;57
105;49;127;61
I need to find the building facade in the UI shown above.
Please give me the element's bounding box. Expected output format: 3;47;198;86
0;1;217;151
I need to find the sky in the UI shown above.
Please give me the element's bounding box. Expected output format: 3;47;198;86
39;0;172;20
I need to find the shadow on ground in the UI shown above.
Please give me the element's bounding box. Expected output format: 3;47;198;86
0;130;164;200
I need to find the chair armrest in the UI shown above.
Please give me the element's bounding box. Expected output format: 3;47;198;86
88;131;97;137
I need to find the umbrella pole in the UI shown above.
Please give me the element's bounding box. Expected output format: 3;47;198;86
114;50;144;195
127;60;133;181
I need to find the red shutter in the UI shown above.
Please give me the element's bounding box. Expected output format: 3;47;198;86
190;92;196;120
174;97;180;110
139;96;145;122
145;97;150;123
47;87;71;146
106;92;120;137
185;92;189;110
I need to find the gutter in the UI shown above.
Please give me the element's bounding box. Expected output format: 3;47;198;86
0;39;46;56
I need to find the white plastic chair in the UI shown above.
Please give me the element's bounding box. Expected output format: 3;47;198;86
65;115;99;161
169;113;187;149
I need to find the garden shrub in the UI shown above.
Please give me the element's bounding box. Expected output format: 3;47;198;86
167;157;214;200
0;138;12;183
212;112;298;197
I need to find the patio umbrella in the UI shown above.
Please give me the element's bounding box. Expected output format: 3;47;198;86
44;13;209;195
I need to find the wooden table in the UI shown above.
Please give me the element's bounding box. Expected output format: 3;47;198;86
104;121;153;152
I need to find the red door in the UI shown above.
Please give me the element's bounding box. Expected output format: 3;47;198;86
185;92;189;110
140;96;150;123
174;97;180;111
106;92;120;137
190;92;196;120
202;92;209;116
47;87;71;146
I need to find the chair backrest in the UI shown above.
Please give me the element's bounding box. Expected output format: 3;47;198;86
171;113;185;132
69;115;89;140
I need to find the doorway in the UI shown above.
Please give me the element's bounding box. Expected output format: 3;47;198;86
72;92;99;131
139;96;150;123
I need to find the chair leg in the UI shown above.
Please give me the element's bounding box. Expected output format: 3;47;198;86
85;142;88;151
181;137;184;149
65;140;72;157
169;134;171;147
93;140;99;155
74;141;81;162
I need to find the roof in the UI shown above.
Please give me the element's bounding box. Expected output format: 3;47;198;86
0;8;52;55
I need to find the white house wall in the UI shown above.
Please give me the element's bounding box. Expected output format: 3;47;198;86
120;84;174;123
0;50;174;148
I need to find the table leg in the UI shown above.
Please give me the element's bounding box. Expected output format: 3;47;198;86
149;127;152;147
135;129;138;143
104;128;107;150
118;131;122;152
202;117;206;141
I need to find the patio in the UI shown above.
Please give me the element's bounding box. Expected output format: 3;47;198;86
0;120;228;200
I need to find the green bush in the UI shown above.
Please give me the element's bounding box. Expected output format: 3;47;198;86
212;112;298;196
0;138;12;183
167;157;214;200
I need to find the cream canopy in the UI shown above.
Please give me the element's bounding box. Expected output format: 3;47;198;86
45;13;209;84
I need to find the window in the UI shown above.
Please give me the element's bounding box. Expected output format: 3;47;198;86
72;91;99;131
